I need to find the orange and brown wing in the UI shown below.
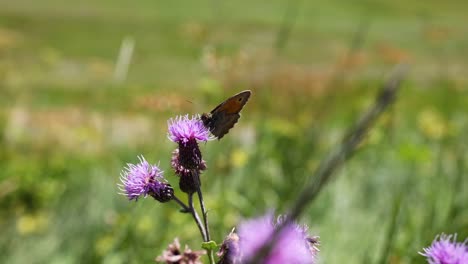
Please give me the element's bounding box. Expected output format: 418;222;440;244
209;112;241;139
203;90;251;139
209;90;251;115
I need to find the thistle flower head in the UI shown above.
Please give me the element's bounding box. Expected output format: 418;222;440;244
217;229;241;264
420;234;468;264
168;115;212;144
221;213;318;264
171;148;207;175
168;115;210;172
118;155;173;202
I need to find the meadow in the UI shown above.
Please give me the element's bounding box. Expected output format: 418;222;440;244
0;1;467;263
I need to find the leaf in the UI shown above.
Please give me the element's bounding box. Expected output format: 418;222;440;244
201;241;218;251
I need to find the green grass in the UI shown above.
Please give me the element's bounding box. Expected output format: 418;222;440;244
0;1;467;263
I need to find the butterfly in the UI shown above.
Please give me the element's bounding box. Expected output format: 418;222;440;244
201;90;251;139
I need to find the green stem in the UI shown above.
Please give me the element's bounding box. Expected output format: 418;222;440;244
172;195;190;213
196;186;215;263
188;192;207;242
196;188;211;241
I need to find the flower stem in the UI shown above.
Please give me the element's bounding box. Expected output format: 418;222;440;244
172;195;190;213
196;186;215;264
196;189;210;240
206;246;215;264
188;192;207;242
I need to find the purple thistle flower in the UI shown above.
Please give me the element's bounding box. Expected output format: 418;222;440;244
420;233;468;264
171;148;207;176
217;229;241;264
222;213;318;264
118;155;173;202
168;115;211;172
276;215;320;258
170;148;203;194
168;115;212;144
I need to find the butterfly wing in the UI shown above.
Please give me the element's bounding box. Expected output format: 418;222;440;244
209;111;241;139
202;90;251;139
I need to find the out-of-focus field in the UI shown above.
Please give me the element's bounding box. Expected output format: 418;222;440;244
0;1;467;263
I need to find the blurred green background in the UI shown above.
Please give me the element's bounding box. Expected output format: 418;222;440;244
0;0;467;263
